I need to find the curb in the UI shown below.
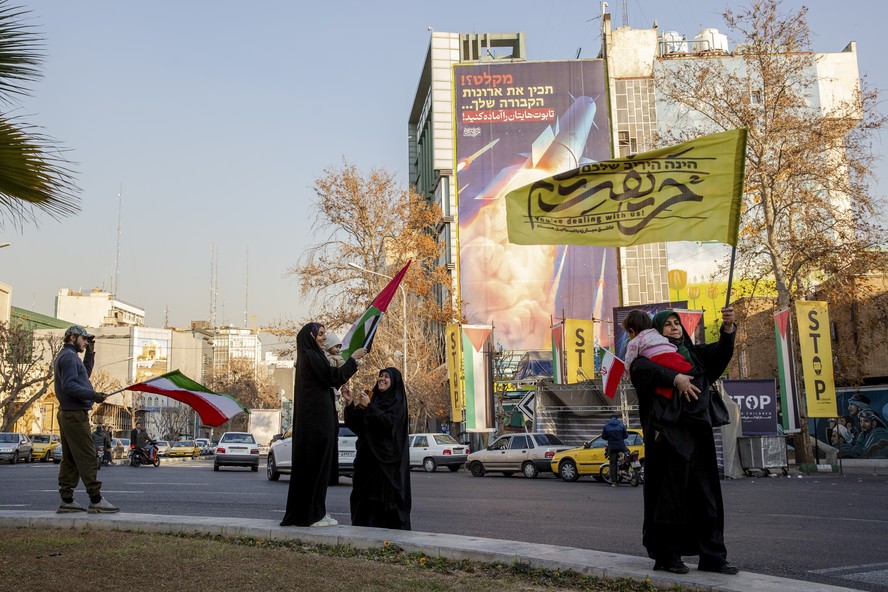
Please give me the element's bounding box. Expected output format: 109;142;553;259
0;511;860;592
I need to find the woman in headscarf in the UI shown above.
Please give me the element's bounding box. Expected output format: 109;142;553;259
342;367;411;530
280;323;366;527
626;307;738;576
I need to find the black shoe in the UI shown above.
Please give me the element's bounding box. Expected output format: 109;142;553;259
653;560;689;574
698;563;740;575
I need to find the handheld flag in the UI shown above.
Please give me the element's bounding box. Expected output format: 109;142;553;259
506;129;747;247
125;370;249;427
341;261;411;360
600;350;626;400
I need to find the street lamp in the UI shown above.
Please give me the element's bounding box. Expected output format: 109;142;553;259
348;262;407;374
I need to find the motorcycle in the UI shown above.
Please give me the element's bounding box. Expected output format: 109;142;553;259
599;450;643;487
96;446;104;470
129;444;160;467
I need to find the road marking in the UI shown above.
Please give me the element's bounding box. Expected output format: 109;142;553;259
810;562;888;574
0;504;30;507
809;563;888;587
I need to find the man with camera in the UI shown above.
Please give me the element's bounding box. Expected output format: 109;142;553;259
54;326;119;513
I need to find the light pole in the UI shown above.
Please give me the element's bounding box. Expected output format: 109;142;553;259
348;262;407;374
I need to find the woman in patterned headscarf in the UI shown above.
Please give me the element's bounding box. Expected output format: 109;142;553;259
280;323;366;527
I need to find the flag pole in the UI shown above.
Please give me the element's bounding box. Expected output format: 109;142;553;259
724;246;737;311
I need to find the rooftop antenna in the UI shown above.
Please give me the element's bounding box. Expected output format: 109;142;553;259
243;245;249;328
622;0;628;27
112;186;123;297
209;244;218;327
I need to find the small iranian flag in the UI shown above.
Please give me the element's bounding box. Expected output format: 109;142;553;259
600;350;626;400
341;261;411;360
126;370;249;427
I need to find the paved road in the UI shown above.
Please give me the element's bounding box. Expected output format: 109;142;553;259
2;459;886;592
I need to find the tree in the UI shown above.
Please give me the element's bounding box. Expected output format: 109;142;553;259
208;359;280;433
654;0;888;463
288;160;454;428
0;2;79;228
656;0;886;309
0;321;61;431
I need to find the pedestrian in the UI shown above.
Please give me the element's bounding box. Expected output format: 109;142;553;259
53;326;118;514
626;307;738;575
342;367;411;530
280;323;366;527
601;414;629;487
102;425;114;465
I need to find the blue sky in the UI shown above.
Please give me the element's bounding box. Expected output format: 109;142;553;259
2;0;884;345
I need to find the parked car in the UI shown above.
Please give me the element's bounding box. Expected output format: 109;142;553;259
154;440;171;457
111;438;130;460
168;440;201;459
0;432;33;464
408;433;468;472
29;434;61;462
214;432;260;472
53;442;63;463
195;438;212;455
466;432;568;478
550;429;645;482
267;423;357;481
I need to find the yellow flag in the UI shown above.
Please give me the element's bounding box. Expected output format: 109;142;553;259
564;319;595;384
445;323;465;420
506;129;747;247
795;301;838;419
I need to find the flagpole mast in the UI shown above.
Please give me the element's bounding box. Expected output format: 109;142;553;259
724;246;737;311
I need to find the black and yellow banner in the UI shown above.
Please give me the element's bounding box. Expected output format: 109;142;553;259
564;319;595;384
506;129;747;247
795;301;838;418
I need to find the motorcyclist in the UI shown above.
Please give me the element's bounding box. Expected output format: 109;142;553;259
135;428;158;462
602;415;630;487
92;425;106;463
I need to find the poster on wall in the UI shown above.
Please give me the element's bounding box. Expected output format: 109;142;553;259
454;60;617;351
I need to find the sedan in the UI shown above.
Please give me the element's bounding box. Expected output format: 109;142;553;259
215;432;259;472
466;432;568;478
550;429;645;482
408;433;468;472
0;432;33;464
167;440;201;459
29;434;61;462
154;440;172;457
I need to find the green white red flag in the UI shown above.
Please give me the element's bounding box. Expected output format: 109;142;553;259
341;261;411;360
600;349;625;399
126;370;249;427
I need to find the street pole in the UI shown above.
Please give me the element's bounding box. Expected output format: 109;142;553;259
348;262;407;374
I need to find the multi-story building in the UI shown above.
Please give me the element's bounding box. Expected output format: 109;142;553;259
55;288;145;327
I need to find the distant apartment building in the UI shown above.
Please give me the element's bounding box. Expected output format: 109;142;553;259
55;288;145;327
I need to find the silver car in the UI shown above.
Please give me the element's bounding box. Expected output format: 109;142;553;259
0;432;33;464
214;432;259;472
466;432;568;478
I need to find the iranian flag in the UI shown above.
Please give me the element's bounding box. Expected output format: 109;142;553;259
126;370;249;427
600;349;625;400
341;261;411;360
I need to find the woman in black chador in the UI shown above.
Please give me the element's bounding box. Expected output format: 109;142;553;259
280;323;365;527
342;367;411;530
627;307;739;576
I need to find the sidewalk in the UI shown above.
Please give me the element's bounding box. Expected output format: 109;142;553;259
0;510;861;592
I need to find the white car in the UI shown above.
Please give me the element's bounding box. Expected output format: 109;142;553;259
267;423;357;481
0;432;33;464
408;433;468;472
195;438;212;455
214;432;260;472
154;440;171;457
466;432;569;479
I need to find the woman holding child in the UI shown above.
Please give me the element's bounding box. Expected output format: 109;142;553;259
623;307;738;576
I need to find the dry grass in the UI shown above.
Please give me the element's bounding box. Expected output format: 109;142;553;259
0;527;689;592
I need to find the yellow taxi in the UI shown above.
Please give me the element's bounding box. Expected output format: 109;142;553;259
29;434;61;462
550;429;644;482
167;440;201;459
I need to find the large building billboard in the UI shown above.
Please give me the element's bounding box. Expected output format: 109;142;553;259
455;60;617;350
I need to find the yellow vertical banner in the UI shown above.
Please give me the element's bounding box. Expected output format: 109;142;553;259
564;319;595;384
445;323;465;420
795;301;838;418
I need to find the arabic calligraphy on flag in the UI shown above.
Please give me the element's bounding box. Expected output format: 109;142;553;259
505;129;747;248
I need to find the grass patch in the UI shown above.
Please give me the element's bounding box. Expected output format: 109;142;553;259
1;527;691;592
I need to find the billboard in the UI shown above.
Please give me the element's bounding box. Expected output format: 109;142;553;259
455;60;617;351
722;379;779;435
133;327;171;383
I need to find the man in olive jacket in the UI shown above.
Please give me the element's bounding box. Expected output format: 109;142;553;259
54;326;118;514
